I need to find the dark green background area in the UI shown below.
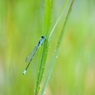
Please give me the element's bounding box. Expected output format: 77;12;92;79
0;0;95;95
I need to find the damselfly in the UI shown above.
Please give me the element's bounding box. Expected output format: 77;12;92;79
23;36;46;75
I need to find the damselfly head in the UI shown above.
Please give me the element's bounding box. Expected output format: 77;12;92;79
41;36;46;39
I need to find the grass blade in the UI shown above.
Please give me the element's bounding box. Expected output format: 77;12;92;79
49;0;68;40
40;0;75;95
34;0;52;95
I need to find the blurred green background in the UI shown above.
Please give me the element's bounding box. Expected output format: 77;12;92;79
0;0;95;95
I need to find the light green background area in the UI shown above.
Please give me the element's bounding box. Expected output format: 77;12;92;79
0;0;95;95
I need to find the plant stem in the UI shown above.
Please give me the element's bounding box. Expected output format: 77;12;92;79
35;0;52;94
40;0;74;95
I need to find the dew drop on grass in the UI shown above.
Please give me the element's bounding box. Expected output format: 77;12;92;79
43;74;44;76
44;91;46;94
56;56;58;58
54;50;56;52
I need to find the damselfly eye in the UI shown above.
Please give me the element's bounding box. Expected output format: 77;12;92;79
41;36;45;39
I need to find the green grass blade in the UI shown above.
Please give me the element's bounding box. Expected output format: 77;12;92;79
49;0;68;40
34;0;52;95
40;0;75;95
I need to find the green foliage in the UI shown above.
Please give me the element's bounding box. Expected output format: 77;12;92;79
0;0;95;95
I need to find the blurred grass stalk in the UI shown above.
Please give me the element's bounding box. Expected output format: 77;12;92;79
4;1;15;94
6;1;14;75
40;0;74;95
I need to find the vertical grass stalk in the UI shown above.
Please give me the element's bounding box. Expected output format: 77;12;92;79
35;0;52;95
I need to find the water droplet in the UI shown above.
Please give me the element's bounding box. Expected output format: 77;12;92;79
43;74;44;76
56;56;58;58
54;50;56;52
